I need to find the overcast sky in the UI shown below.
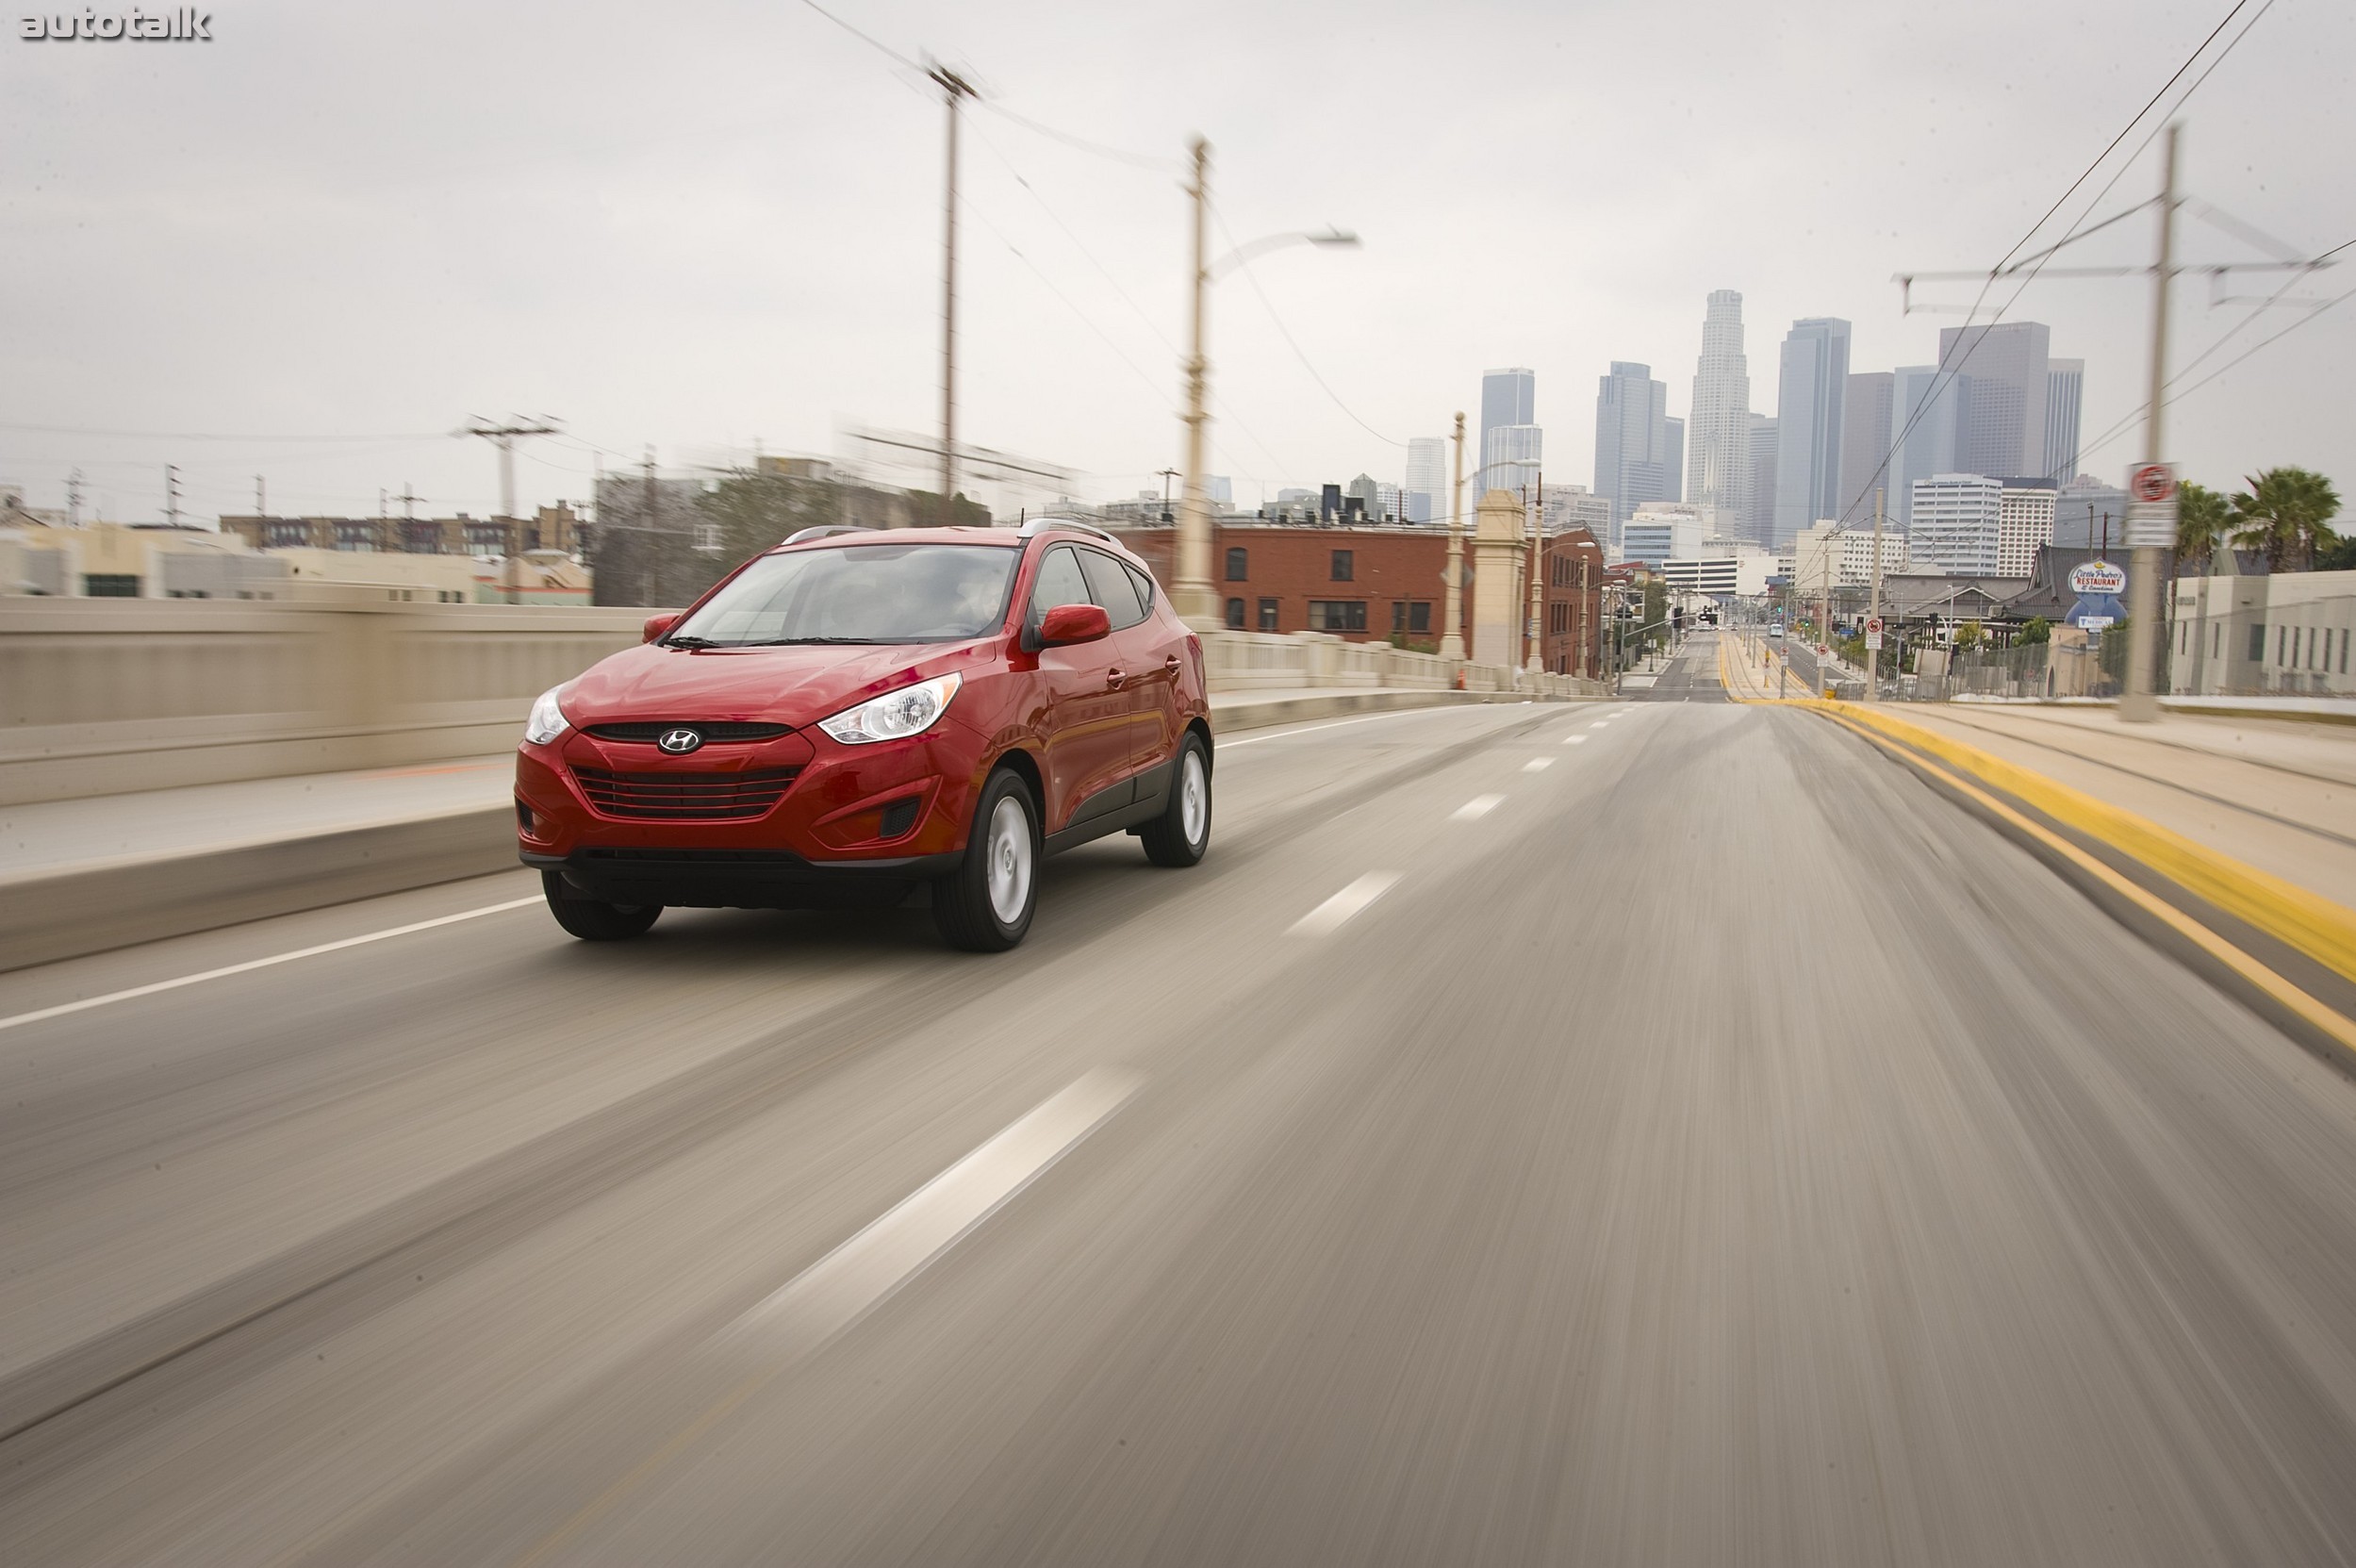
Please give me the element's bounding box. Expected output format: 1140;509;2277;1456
3;0;2349;525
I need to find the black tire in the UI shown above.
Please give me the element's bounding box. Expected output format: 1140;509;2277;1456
932;769;1039;952
1138;732;1211;867
540;870;662;941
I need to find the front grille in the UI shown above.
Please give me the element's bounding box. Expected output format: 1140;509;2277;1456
573;767;799;820
584;720;792;744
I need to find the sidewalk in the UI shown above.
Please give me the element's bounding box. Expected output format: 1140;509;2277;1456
0;685;1573;972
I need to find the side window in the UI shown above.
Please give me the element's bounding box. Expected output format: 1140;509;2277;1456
1078;548;1148;631
1225;547;1248;581
1028;546;1091;623
1126;563;1158;613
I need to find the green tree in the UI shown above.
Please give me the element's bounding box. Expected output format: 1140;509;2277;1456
2316;534;2356;572
2230;467;2342;571
2017;616;2051;646
2174;481;2232;573
1952;619;1986;652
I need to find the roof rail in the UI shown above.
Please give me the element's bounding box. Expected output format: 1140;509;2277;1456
1017;515;1119;544
783;524;874;545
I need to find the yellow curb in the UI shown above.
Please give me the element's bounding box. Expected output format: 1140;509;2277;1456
1825;701;2356;986
1817;708;2356;1063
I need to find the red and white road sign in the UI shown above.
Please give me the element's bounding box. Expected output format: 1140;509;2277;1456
1864;615;1884;652
2129;463;2177;504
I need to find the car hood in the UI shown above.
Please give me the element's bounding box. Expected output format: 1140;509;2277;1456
562;640;986;727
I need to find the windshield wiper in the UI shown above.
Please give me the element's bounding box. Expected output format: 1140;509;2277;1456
662;634;724;649
739;635;888;646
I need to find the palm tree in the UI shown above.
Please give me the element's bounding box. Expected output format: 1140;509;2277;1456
2174;481;2231;574
2229;468;2342;571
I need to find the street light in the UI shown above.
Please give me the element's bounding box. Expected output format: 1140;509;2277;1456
1172;137;1359;628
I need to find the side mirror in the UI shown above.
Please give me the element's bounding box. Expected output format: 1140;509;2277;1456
643;612;680;643
1037;602;1111;647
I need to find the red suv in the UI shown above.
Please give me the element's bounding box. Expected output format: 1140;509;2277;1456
515;520;1211;950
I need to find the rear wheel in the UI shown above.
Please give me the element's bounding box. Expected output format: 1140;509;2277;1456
540;871;662;941
1138;733;1211;867
932;769;1038;951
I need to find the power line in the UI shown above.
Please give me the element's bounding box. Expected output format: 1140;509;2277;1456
977;101;1181;173
1211;205;1403;449
1836;0;2276;533
795;0;925;74
0;421;447;442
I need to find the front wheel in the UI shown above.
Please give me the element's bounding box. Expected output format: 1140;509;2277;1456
932;769;1039;951
1138;734;1211;867
540;871;662;941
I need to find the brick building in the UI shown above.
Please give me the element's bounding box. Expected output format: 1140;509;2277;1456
1112;521;1606;676
219;503;585;558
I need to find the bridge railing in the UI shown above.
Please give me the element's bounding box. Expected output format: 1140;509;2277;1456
0;598;1599;806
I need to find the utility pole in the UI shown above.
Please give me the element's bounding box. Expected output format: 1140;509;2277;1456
1576;554;1590;681
399;484;421;521
1174;135;1215;626
2121;123;2179;723
255;474;266;520
1441;411;1467;659
1157;467;1180;524
462;418;560;536
66;469;83;527
164;464;180;529
1524;469;1545;680
1866;487;1885;701
931;64;977;524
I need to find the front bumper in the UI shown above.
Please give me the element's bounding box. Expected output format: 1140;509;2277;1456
525;847;961;910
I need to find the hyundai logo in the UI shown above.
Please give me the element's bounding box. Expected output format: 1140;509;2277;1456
657;727;704;754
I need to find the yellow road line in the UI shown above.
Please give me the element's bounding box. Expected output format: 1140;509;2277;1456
1829;701;2356;985
1820;709;2356;1061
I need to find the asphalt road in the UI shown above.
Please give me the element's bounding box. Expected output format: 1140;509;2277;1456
7;641;2356;1565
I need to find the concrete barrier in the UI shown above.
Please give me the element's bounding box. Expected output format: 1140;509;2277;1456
0;600;1601;808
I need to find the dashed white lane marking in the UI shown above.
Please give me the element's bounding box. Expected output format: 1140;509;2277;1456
1220;706;1504;749
1589;720;1612;730
1290;871;1403;937
1561;734;1589;746
1452;794;1507;821
0;896;544;1035
724;1068;1142;1351
1523;758;1554;772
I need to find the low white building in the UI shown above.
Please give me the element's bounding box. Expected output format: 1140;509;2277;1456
1911;474;2003;576
1998;480;2057;578
1621;503;1707;567
1663;539;1775;598
2170;568;2356;698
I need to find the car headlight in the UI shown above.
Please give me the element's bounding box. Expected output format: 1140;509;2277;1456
524;686;571;747
816;673;963;745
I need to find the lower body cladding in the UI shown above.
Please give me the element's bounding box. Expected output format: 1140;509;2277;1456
519;753;1183;913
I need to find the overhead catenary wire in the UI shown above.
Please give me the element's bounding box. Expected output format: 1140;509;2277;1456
1830;0;2278;536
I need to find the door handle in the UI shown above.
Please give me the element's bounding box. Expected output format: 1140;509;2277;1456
1162;655;1181;673
1106;668;1127;689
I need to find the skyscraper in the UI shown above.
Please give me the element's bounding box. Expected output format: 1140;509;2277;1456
1911;474;2003;575
1837;371;1894;525
2045;358;2084;482
1593;361;1674;537
1746;414;1778;548
1685;289;1752;529
1773;317;1851;549
1478;369;1535;492
1938;321;2051;478
1890;364;1961;533
1997;478;2057;577
1484;424;1543;496
1405;437;1446;524
1662;418;1685;504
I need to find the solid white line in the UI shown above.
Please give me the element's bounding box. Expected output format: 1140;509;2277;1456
1522;757;1554;772
0;896;544;1034
1451;794;1506;821
723;1068;1142;1351
1289;871;1402;936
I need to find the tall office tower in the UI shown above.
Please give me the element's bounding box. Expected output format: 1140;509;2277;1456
1685;289;1752;525
1404;437;1446;523
1997;478;2058;576
2045;359;2084;482
1837;371;1894;525
1478;370;1536;492
1593;361;1674;536
1662;418;1685;504
1889;365;1960;532
1483;424;1544;498
1772;318;1851;549
1938;321;2051;478
1745;414;1779;547
1911;473;2003;575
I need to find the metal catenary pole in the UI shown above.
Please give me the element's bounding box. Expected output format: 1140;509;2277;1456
1866;486;1885;701
1441;410;1466;659
1174;137;1215;627
2121;123;2178;723
931;67;976;524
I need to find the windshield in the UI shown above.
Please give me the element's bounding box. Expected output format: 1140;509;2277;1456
667;544;1019;647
